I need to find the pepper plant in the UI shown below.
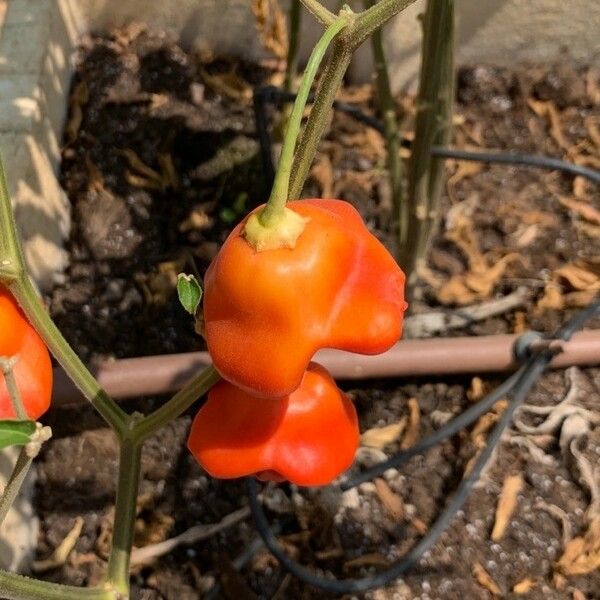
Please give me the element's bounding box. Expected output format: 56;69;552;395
0;0;452;598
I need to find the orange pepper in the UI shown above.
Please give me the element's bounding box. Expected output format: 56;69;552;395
187;362;359;486
0;286;52;419
204;199;407;397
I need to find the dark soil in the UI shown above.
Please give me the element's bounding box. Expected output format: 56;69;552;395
33;26;600;600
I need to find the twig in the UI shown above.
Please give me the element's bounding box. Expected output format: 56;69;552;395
299;0;336;25
130;506;251;566
403;288;528;338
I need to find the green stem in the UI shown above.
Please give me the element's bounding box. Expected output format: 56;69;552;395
0;155;128;435
284;1;302;94
289;0;418;200
8;277;128;436
298;0;335;25
106;438;141;596
261;13;349;225
0;447;32;528
0;572;115;600
132;365;220;443
366;0;404;242
0;159;23;283
0;356;27;419
400;0;454;279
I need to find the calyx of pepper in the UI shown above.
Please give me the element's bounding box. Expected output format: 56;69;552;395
242;206;310;251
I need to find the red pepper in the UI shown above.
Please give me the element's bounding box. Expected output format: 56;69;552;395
0;286;52;419
203;199;407;397
187;362;359;486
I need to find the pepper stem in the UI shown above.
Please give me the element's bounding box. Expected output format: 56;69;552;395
243;10;350;250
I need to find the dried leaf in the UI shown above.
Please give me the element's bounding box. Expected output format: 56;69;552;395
467;377;485;403
33;517;84;572
556;518;600;576
344;553;390;570
121;149;163;184
491;474;524;541
513;578;537;594
573;589;587;600
471;400;508;448
360;418;407;449
66;81;89;143
473;562;502;596
251;0;288;59
558;196;600;226
200;68;252;102
513;223;540;248
555;263;600;291
401;399;420;450
374;478;405;521
310;154;334;199
448;159;483;186
527;99;569;149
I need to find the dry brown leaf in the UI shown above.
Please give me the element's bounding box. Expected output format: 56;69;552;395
344;553;390;570
556;518;600;576
251;0;288;59
471;400;508;448
527;98;569;149
412;517;428;535
66;81;89;143
448;159;483;186
537;280;564;310
473;562;502;596
125;171;164;191
360;418;407;449
586;69;600;105
521;210;558;227
572;589;587;600
121;149;163;184
401;399;420;450
558;196;600;226
33;517;84;572
467;377;485;403
463;253;521;295
200;68;253;102
514;310;528;334
310;154;334;198
491;474;524;541
575;221;600;239
180;207;213;232
555;263;600;291
374;478;405;521
513;578;537;594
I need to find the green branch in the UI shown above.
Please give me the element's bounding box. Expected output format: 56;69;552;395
299;0;336;25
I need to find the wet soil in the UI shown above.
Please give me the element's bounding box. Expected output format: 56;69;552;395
32;26;600;600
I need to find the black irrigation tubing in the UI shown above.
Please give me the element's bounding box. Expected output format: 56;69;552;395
246;297;600;594
253;85;600;186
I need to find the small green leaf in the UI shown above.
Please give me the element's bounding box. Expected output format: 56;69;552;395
0;420;36;450
219;207;237;224
233;192;248;214
177;273;203;315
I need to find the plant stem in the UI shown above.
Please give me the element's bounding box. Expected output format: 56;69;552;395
400;0;454;278
0;447;32;528
8;277;128;436
365;0;404;240
132;365;220;443
284;1;302;94
353;0;417;46
262;14;349;223
0;158;23;283
289;0;418;199
0;356;27;419
0;571;115;600
299;0;335;25
106;437;141;596
0;155;128;435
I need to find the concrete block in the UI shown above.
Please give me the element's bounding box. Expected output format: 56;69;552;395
0;448;38;572
0;20;50;75
1;132;70;289
0;76;42;133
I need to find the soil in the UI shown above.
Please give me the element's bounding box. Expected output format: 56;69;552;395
31;26;600;600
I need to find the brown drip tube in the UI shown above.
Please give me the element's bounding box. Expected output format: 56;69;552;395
51;330;600;408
